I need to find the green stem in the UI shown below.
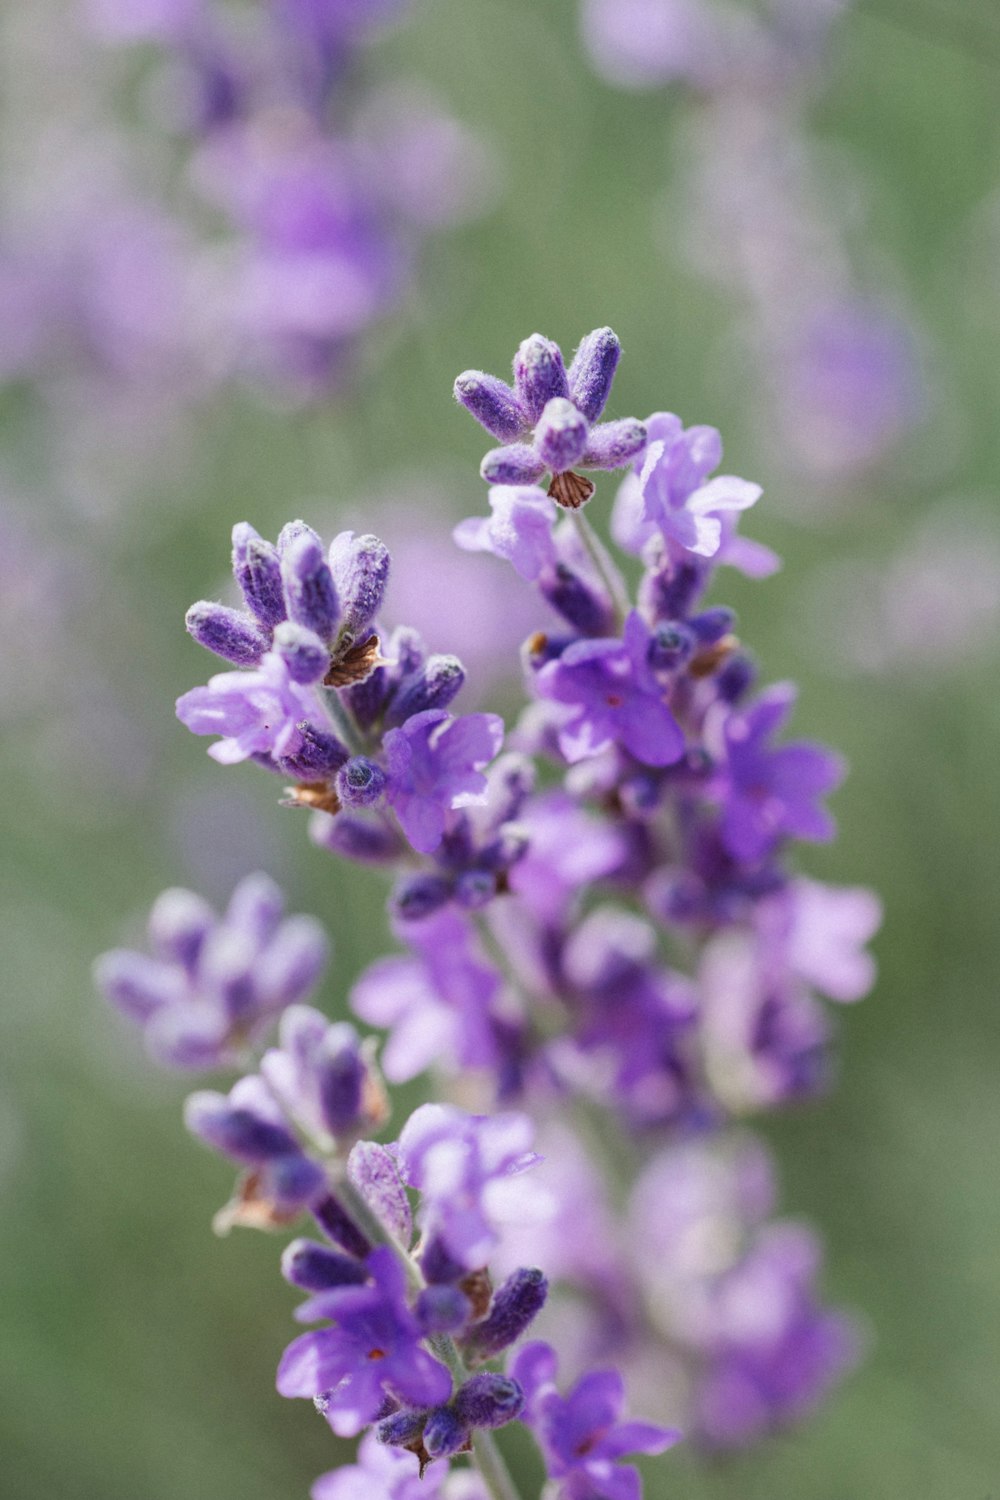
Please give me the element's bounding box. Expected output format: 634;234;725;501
569;508;629;631
321;686;367;756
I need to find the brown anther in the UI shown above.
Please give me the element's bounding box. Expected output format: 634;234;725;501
526;631;549;658
459;1267;494;1320
324;633;384;687
211;1171;302;1236
689;633;739;679
282;782;342;815
548;470;595;509
366;1347;386;1361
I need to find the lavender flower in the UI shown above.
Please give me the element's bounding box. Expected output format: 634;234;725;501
94;873;328;1067
176;648;344;771
277;1246;453;1433
512;1341;678;1500
455;329;646;507
311;1430;454;1500
383;709;505;854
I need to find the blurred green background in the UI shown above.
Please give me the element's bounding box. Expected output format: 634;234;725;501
2;2;999;1497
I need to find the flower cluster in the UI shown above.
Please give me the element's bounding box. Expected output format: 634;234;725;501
99;323;880;1498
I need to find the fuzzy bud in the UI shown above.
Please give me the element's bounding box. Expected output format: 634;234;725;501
534;397;588;474
185;601;269;666
454;1373;525;1430
281;1238;368;1291
460;1267;548;1364
232;524;286;628
272;622;330;684
281;533;340;642
336;757;387;808
513;334;569;423
455;371;527;442
328;531;391;644
386;655;466;726
568;326;621;422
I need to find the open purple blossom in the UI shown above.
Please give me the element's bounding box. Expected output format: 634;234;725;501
94;873;328;1067
277;1246;452;1434
512;1341;678;1500
612;412;762;562
534;611;685;767
454;329;646;506
384;709;505;854
176;648;342;770
757;877;882;1003
311;1429;459;1500
453;486;558;580
259;1005;387;1149
707;684;845;863
394;1104;543;1271
351;909;508;1083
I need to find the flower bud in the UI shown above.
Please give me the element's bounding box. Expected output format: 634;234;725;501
648;622;694;671
689;606;736;644
582;416;647;469
281;533;340;642
312;1193;372;1258
423;1406;467;1459
147;887;215;969
390;872;453;922
454;1373;524;1430
386;655;466;725
336;756;387;808
232;523;286;628
328;531;391;643
273;622;330;684
416;1284;471;1335
184;1092;300;1163
277;723;349;782
311;813;404;864
460;1267;548;1364
377;1408;428;1449
534;397;588;474
568;326;621;422
281;1238;368;1291
185;601;269;666
540;562;614;636
513;334;569;423
454;371;526;442
481;443;547;486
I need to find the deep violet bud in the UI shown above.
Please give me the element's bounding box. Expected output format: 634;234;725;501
582;416;647;470
480;443;547;486
422;1407;468;1460
281;1238;369;1291
282;533;341;642
540;562;615;636
717;654;756;703
386;655;466;725
461;1267;548;1364
313;1194;372;1259
690;606;737;645
390;872;453;922
185;601;270;666
567;326;621;422
277;723;350;782
534;397;589;474
310;813;405;864
454;371;527;443
454;1373;525;1430
376;1407;428;1449
328;531;391;643
649;622;695;670
416;1284;472;1335
337;757;388;808
272;622;330;684
513;334;569;423
232;524;287;629
277;519;320;557
185;1089;302;1163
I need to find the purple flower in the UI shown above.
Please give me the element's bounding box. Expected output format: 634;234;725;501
535;611;685;767
185;1073;327;1214
259;1005;386;1147
708;684;844;863
351;909;506;1082
512;1341;678;1500
383;709;504;853
454;329;646;502
94;873;328;1067
758;877;882;1003
176;649;342;769
277;1246;452;1434
394;1104;542;1270
453;486;558;580
507;793;626;923
612;412;761;562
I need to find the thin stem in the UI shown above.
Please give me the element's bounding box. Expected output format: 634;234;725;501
321;686;366;756
471;1431;524;1500
570;508;629;630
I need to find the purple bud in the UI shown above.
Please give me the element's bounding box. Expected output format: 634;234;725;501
461;1268;548;1364
263;1153;327;1212
277;723;349;782
416;1284;472;1335
480;444;547;486
454;1373;524;1430
386;655;466;726
315;1037;366;1137
423;1406;467;1459
344;665;391;731
232;524;287;628
347;1141;413;1246
639;558;707;622
534;397;588;474
336;757;387;808
276;519;320;557
184;1093;301;1162
311;814;404;864
376;1408;427;1449
93;949;179;1022
689;606;736;644
281;1238;368;1291
420;1235;466;1286
582;417;647;469
648;622;694;670
273;622;330;684
539;562;614;636
185;601;269;666
513;334;569;422
717;653;756;702
225;872;285;938
328;532;391;642
455;370;527;442
390;872;453;922
281;534;340;642
147;887;215;969
312;1192;372;1258
568;326;621;422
